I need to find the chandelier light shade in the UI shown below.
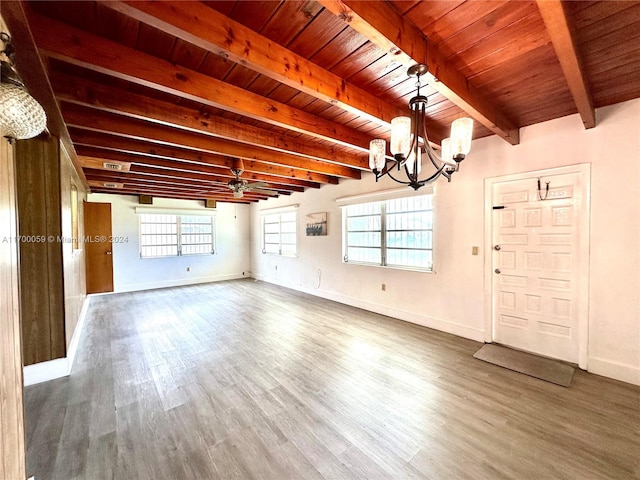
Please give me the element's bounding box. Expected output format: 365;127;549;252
368;138;386;171
369;63;474;190
390;116;411;155
0;82;47;141
0;32;47;142
450;117;474;158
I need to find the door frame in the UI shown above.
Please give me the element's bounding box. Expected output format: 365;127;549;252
483;163;591;370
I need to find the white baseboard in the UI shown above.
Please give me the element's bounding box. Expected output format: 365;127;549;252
252;274;485;343
588;357;640;386
24;296;91;387
66;296;90;371
23;358;69;387
114;272;248;293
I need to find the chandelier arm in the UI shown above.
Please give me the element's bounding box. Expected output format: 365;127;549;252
420;162;448;184
425;145;443;170
406;107;421;164
379;161;413;186
420;106;445;171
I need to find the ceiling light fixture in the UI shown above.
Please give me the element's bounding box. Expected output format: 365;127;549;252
369;64;473;190
0;32;47;143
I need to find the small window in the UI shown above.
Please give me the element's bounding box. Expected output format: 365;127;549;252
139;214;214;258
262;210;297;256
343;194;433;271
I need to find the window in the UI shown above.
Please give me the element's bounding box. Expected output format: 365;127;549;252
139;213;214;258
343;194;433;271
180;215;215;255
262;210;297;256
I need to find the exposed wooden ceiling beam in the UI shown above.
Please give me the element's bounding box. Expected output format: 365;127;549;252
536;0;595;129
26;9;373;151
60;103;362;179
77;154;319;190
88;180;125;190
91;187;258;205
85;169;220;190
87;172;272;199
126;164;304;193
81;159;304;193
72;133;338;185
90;187;255;203
104;1;405;128
319;0;521;145
88;181;214;198
50;72;365;167
0;1;88;186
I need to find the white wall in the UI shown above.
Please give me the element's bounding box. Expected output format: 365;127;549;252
250;99;640;385
87;194;251;292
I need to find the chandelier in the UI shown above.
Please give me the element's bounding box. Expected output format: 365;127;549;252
0;32;47;142
369;64;473;190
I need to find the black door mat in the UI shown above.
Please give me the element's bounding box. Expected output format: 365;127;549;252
474;343;575;387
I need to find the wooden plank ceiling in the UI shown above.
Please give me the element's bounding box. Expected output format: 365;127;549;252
4;0;640;203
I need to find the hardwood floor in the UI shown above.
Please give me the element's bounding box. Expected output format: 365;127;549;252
24;279;639;479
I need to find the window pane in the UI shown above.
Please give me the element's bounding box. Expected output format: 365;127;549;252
345;203;382;265
387;248;432;269
347;232;381;247
264;223;280;234
264;244;279;254
281;221;296;233
347;202;381;216
347;215;381;231
139;214;179;258
264;233;280;244
180;216;214;255
342;194;433;270
347;246;382;264
281;211;296;222
386;230;432;249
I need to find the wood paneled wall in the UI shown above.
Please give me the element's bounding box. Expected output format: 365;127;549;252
0;139;27;479
60;143;87;346
16;137;66;365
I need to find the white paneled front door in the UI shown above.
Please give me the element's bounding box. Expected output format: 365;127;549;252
487;165;590;365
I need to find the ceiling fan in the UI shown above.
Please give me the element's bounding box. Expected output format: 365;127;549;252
227;168;276;199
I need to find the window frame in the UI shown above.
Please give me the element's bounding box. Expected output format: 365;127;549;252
260;207;298;257
137;210;216;259
341;192;434;272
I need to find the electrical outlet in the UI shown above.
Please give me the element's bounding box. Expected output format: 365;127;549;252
186;267;190;272
472;246;479;256
381;283;386;291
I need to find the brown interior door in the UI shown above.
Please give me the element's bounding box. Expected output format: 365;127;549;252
84;202;114;293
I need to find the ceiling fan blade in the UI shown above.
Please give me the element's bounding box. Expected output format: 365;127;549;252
249;188;278;196
244;181;268;189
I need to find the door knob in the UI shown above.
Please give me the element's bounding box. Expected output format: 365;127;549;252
494;245;501;251
494;268;501;274
106;251;112;255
